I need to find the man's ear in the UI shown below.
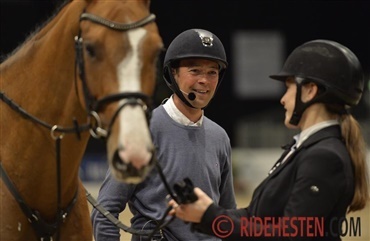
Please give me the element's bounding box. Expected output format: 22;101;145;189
171;68;177;75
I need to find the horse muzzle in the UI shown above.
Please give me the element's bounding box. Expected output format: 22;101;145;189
111;148;155;184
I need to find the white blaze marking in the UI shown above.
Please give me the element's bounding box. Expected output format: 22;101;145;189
115;28;152;171
117;28;146;92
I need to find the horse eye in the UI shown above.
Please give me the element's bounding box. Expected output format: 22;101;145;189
85;44;96;58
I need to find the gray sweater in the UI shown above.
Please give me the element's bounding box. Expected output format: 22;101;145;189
91;105;236;241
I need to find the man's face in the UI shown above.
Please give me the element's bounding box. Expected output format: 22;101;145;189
173;58;220;109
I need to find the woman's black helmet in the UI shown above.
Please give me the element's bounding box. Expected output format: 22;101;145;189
163;29;228;108
270;39;364;125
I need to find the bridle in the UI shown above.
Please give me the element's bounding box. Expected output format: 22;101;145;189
0;10;176;241
75;12;156;139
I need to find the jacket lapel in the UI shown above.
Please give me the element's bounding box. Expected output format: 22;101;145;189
248;125;342;215
267;125;342;179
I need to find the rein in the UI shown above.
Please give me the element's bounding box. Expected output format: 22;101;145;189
0;9;164;241
0;92;90;135
86;161;178;239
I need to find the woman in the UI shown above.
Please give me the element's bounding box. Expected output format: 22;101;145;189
169;40;369;240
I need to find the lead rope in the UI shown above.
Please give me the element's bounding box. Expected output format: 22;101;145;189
86;161;178;239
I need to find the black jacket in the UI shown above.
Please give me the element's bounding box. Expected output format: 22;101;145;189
194;125;354;240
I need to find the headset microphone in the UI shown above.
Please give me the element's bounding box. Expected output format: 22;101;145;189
180;89;196;101
188;92;196;101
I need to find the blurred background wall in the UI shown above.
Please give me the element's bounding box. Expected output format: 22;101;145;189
1;0;369;191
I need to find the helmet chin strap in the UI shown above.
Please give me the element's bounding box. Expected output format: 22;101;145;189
289;82;306;125
289;79;329;126
173;83;197;109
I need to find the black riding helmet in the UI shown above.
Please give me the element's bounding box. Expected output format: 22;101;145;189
270;39;364;125
163;29;228;108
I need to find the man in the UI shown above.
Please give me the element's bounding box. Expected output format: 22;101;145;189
91;29;236;241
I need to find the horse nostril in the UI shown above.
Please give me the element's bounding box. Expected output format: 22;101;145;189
112;151;129;172
112;150;154;184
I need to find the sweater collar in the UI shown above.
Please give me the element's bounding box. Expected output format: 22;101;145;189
163;95;204;126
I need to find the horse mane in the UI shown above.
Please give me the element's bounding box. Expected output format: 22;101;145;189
0;0;72;63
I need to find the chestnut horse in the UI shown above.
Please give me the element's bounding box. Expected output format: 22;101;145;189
0;0;163;240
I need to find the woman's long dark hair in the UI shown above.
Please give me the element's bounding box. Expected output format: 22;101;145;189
326;104;370;212
340;113;369;212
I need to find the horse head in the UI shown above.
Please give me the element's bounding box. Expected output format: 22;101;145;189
75;0;163;183
0;1;163;240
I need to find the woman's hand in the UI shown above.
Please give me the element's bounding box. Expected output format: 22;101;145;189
168;187;214;223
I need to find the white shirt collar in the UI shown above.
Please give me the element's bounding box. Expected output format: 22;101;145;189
294;119;339;148
162;95;203;126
